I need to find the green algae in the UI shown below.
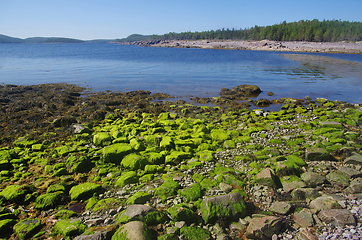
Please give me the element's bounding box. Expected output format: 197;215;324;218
53;219;86;238
69;182;102;201
178;183;202;202
35;191;63;210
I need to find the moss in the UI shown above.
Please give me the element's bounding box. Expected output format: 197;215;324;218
55;210;77;219
178;183;202;202
115;171;138;187
69;182;102;201
14;218;41;240
121;153;148;170
154;181;180;202
126;192;152;205
93;198;120;212
101;143;134;164
165;151;191;165
145;211;168;226
0;184;31;204
53;219;86;238
35;191;63;210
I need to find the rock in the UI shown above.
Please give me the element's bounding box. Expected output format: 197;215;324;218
0;219;17;238
319;121;343;129
53;219;87;239
112;221;151;240
318;209;356;227
93;132;112;147
309;196;341;210
338;166;362;178
115;171;138;187
121;153;148;170
300;172;326;187
101;143;134;164
0;184;32;204
269;201;292;215
116;204;155;224
180;226;211;240
154;180;180;202
167;203;195;223
326;170;350;188
34;191;63;210
305;147;335;161
245;216;283;240
293;208;314;228
219;182;233;193
125;192;152;205
344;183;362;194
201;192;246;224
75;225;116;240
178;183;202;202
344;153;362;165
281;175;306;192
255;168;277;188
165;151;190;165
291;188;320;200
69;183;103;201
14;218;41;240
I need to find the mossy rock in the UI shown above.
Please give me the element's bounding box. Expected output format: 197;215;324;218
145;211;169;226
56;145;75;157
69;182;103;201
13;137;37;148
154;181;180;202
115;171;138;187
101;143;134;164
178;183;202;202
0;184;32;204
13;218;41;240
126;192;152;205
224;140;236;149
0;219;17;237
130;138;145;151
160;136;174;150
180;226;211;240
93;132;112;147
165;151;191;165
146;152;165;165
32;143;45;151
53;219;86;238
55;210;77;219
93;198;120;212
210;129;229;142
196;150;214;162
35;191;63;210
144;165;164;174
121;153;148;170
66;155;93;173
167;203;195;223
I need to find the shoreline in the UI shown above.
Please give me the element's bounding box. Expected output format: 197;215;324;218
128;39;362;54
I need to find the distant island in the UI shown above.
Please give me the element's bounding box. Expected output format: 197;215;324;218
1;19;362;44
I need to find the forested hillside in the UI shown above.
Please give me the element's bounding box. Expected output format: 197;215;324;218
148;19;362;42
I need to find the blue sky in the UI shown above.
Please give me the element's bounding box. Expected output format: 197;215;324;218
1;0;362;40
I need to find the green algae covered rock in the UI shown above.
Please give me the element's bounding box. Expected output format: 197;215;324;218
0;184;32;204
111;221;151;240
165;151;190;165
14;218;41;240
178;183;202;202
201;192;246;224
121;153;148;170
144;165;164;174
93;132;112;147
196;150;214;162
69;182;102;201
154;180;180;202
35;191;63;210
115;171;138;187
66;155;93;173
101;143;134;164
180;226;211;240
167;203;195;223
55;210;77;219
126;192;152;205
93;198;120;212
53;219;86;238
210;129;229;142
145;152;165;165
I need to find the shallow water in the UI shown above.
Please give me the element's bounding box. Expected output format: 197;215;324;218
0;43;361;103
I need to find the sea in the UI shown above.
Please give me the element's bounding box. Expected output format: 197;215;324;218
0;43;361;104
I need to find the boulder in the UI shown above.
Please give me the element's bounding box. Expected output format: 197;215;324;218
121;153;148;170
112;221;151;240
116;204;156;224
167;203;195;223
14;218;41;240
69;183;102;201
318;209;356;227
305;147;334;161
293;208;314;228
344;153;362;165
300;172;326;187
201;192;246;224
255;168;277;188
245;216;283;240
309;196;341;211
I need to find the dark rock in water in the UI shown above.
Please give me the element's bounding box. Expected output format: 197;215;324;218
52;116;77;127
254;99;271;107
220;84;261;100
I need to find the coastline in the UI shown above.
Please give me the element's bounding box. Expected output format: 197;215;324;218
129;39;362;54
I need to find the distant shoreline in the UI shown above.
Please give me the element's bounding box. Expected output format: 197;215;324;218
127;39;362;54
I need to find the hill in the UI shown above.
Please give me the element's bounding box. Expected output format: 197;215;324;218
0;34;24;43
114;34;152;43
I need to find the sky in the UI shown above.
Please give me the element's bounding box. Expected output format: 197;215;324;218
1;0;362;40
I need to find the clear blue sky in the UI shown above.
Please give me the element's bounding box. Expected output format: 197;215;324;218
1;0;362;40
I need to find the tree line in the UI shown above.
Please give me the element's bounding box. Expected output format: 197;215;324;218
148;19;362;42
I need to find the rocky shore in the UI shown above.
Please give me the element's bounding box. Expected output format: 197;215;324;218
0;83;362;239
128;39;362;54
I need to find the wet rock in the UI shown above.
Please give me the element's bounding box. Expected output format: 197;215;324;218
269;201;292;215
14;218;41;240
245;216;283;240
300;172;326;187
201;192;246;224
318;209;356;227
69;183;103;201
306;147;335;161
116;205;156;224
344;153;362;165
255;168;277;188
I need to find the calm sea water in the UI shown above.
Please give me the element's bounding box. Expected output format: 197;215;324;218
0;43;361;103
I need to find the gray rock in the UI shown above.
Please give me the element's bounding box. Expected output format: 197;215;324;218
318;209;356;227
255;168;276;188
300;172;326;187
326;170;350;187
344;183;362;194
219;183;233;193
339;167;362;178
269;201;292;215
112;221;150;240
75;225;116;240
245;216;283;240
117;204;155;223
281;176;306;192
344;153;362;165
293;208;314;228
309;196;341;211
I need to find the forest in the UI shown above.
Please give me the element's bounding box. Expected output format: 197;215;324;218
146;19;362;42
